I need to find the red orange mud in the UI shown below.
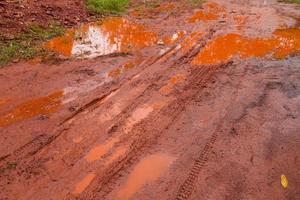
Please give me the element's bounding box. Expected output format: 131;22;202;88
0;91;63;128
0;1;300;200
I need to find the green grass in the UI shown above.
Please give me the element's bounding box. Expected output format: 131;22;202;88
282;0;300;4
187;0;204;7
86;0;130;14
0;23;65;66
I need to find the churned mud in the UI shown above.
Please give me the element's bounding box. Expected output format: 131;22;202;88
0;0;300;200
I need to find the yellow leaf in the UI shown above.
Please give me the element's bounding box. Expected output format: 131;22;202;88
281;175;288;189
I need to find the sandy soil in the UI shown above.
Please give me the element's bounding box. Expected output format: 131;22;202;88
0;0;300;200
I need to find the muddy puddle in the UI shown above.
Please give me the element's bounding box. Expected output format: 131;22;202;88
0;91;63;127
115;153;175;200
187;2;226;23
45;17;157;58
192;28;300;65
72;173;96;195
85;137;120;162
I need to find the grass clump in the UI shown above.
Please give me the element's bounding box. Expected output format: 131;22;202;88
0;23;65;66
281;0;300;4
87;0;130;14
187;0;204;7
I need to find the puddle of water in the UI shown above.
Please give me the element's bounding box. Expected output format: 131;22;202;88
192;28;300;65
163;31;185;46
0;91;63;127
44;31;75;57
85;137;119;162
187;2;226;23
45;17;157;58
273;28;300;59
160;75;186;95
115;153;175;200
205;2;226;13
72;173;95;195
187;11;218;23
108;68;122;79
105;147;127;166
125;105;154;133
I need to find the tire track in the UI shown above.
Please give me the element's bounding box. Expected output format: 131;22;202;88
72;62;231;199
174;126;219;200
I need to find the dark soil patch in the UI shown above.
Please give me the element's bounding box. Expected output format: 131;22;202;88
0;0;91;39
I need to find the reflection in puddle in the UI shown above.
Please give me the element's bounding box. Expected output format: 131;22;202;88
163;31;185;46
115;153;175;200
45;31;75;57
192;28;300;65
72;173;95;195
45;17;157;58
85;137;119;162
0;91;63;127
273;28;300;59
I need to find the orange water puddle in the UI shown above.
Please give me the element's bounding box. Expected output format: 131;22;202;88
86;103;154;162
115;153;175;200
187;12;218;23
192;28;300;65
162;31;185;46
187;2;226;23
85;137;120;162
45;17;157;58
72;173;95;195
108;54;144;80
160;75;186;95
0;91;63;128
105;147;127;166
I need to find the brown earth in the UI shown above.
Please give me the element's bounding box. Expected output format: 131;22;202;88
0;0;300;200
0;0;90;38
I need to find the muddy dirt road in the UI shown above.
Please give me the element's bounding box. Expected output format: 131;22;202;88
0;0;300;199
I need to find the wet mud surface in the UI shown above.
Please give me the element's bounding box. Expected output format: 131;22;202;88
0;0;300;200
